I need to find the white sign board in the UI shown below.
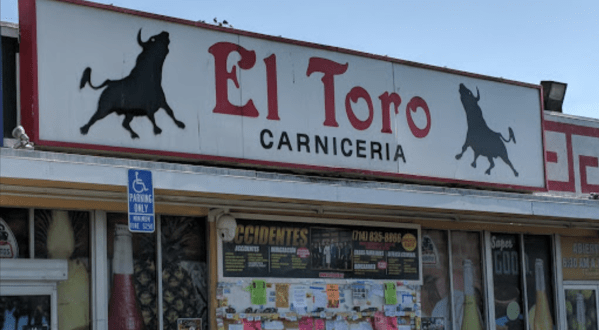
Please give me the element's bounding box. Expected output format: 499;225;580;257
20;0;546;191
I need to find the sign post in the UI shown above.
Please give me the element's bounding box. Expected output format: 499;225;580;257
127;169;155;233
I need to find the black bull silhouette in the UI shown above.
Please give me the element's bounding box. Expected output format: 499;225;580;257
455;83;519;177
79;29;185;139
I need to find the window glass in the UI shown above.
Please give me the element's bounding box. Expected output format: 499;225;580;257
107;213;157;330
421;230;450;329
491;233;524;330
34;209;91;330
0;295;51;330
161;216;208;330
0;208;28;259
565;289;598;330
452;231;485;330
524;235;555;330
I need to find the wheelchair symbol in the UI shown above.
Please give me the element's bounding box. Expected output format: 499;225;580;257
132;171;149;193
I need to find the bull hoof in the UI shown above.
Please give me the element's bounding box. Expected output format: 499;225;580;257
455;154;462;160
80;126;89;135
176;121;185;129
514;171;519;177
154;127;162;135
485;169;491;175
471;162;477;168
131;132;140;139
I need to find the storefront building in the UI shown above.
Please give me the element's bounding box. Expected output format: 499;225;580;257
1;1;598;330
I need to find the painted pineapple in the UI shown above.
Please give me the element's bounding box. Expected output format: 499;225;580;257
134;216;207;330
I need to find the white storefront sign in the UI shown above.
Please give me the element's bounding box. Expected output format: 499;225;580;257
20;0;546;190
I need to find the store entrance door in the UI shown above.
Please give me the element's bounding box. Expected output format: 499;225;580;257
0;284;56;330
564;284;599;330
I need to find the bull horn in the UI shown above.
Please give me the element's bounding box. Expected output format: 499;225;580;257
475;87;480;101
137;29;146;47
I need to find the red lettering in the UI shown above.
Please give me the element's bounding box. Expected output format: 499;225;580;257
208;42;259;117
306;58;349;127
345;87;374;131
406;96;431;138
264;54;280;120
379;92;402;134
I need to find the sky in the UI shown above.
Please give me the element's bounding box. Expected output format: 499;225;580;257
2;0;598;120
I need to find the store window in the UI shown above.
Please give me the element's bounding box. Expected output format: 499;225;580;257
421;230;485;330
452;231;485;330
106;213;208;330
422;230;450;327
564;287;598;330
524;235;555;330
161;215;208;330
0;208;29;259
0;295;51;329
107;212;158;330
0;208;91;330
490;233;555;330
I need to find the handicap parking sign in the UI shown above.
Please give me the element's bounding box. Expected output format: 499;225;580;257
127;169;155;233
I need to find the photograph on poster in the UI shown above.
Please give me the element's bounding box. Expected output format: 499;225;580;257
311;227;353;271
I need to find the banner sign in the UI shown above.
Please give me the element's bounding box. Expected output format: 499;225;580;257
21;0;546;191
221;219;421;282
561;236;599;281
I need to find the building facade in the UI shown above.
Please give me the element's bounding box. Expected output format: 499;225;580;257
1;1;598;330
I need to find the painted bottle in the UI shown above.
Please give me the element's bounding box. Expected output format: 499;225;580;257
576;293;586;330
108;224;145;330
461;259;483;330
47;210;90;330
533;259;553;330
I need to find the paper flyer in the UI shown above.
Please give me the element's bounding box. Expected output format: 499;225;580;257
384;282;397;305
327;284;340;308
244;320;262;330
299;317;314;330
315;319;326;330
275;283;290;308
293;287;308;308
313;288;328;309
251;280;267;305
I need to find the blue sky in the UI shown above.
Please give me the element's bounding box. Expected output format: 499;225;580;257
2;0;598;119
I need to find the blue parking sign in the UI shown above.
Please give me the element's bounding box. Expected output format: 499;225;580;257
127;169;155;233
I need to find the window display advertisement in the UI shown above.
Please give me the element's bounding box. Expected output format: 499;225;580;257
221;219;421;282
421;230;485;330
106;213;208;330
491;233;524;330
524;235;555;330
565;289;598;330
0;208;90;330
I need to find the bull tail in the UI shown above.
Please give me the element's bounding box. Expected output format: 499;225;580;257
500;127;516;144
79;67;110;90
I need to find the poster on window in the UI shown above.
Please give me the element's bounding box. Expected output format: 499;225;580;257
221;219;420;281
565;289;598;330
421;230;449;330
491;233;524;330
524;235;555;330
